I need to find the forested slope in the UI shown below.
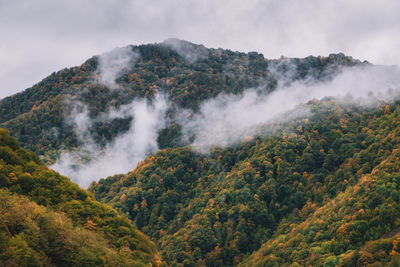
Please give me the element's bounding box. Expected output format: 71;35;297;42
0;129;162;266
4;40;398;266
89;99;400;266
243;102;400;266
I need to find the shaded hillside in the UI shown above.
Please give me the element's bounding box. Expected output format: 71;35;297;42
89;98;400;266
0;40;361;162
0;129;162;266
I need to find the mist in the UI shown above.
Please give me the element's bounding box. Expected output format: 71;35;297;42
50;93;168;188
180;64;400;152
163;38;209;63
51;54;400;188
96;46;139;89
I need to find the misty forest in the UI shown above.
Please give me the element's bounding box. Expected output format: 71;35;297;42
2;36;400;267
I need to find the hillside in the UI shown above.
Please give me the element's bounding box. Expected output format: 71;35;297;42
0;129;162;266
3;40;400;266
242;101;400;266
0;40;361;164
89;99;400;266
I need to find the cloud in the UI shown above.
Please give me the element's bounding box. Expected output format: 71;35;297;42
50;93;168;188
163;38;208;63
180;64;400;152
2;0;400;98
50;61;400;186
96;46;139;89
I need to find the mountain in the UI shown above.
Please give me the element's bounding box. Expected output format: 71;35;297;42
0;39;361;165
2;39;400;266
0;129;162;266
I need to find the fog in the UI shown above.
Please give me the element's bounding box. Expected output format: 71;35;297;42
181;64;400;152
163;38;209;63
51;93;168;187
50;44;400;187
96;46;139;89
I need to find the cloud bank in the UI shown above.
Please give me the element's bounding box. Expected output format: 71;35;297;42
51;62;400;187
49;42;400;188
180;64;400;152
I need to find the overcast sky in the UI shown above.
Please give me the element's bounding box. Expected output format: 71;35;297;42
1;0;400;99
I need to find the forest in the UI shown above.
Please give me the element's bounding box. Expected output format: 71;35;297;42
0;129;162;266
0;41;361;163
1;40;399;266
89;99;400;266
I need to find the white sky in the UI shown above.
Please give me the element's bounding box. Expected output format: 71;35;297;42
1;0;400;99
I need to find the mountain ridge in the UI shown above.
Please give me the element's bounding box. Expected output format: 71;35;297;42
3;40;400;266
0;40;362;165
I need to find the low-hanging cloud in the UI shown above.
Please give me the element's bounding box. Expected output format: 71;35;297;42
180;64;400;152
51;63;400;187
51;93;168;188
96;46;139;89
163;38;209;63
